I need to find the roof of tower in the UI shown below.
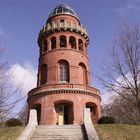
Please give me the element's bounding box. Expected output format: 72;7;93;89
48;4;78;19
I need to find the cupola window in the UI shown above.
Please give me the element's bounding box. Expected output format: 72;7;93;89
78;39;84;51
51;37;56;49
69;36;76;49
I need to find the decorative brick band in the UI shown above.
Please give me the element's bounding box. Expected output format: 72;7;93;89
28;88;101;101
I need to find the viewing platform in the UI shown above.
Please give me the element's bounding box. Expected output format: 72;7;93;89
39;22;89;41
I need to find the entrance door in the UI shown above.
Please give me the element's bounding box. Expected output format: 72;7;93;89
58;105;64;125
55;102;73;125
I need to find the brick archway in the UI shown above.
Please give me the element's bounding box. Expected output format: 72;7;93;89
86;102;98;124
54;100;74;125
32;104;41;124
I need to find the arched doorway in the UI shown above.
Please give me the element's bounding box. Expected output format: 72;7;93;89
32;104;41;124
86;102;97;123
55;101;73;125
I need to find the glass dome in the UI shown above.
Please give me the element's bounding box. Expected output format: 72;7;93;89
48;4;78;19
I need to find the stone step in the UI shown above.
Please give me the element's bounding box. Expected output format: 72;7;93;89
30;125;88;140
38;125;82;129
32;135;83;138
31;138;85;140
34;129;84;132
31;137;87;140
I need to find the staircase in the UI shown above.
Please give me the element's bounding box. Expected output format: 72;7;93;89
30;125;88;140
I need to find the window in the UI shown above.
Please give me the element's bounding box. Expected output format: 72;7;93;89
60;19;64;23
59;60;69;82
60;35;67;48
79;63;88;85
42;40;48;52
40;64;48;85
51;37;56;49
60;20;65;27
85;43;88;54
63;7;69;13
57;6;63;14
78;39;84;51
69;36;76;49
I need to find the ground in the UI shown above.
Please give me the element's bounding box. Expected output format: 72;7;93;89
95;124;140;140
0;126;23;140
0;125;140;140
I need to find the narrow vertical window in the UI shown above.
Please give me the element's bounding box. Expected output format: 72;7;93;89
60;35;67;48
85;43;88;54
51;37;56;49
59;60;69;82
42;40;48;52
78;39;84;51
79;63;88;85
69;36;76;49
40;64;48;85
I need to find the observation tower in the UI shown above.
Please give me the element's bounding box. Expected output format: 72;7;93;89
28;4;101;125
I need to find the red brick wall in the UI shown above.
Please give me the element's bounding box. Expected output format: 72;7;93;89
29;92;101;125
28;10;101;125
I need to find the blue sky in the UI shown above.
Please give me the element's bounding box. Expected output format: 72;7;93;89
0;0;140;103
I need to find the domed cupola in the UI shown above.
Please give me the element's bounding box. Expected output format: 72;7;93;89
48;4;79;21
38;4;89;49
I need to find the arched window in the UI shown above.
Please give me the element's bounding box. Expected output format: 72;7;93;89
51;37;56;49
69;36;76;49
79;63;88;85
42;40;48;52
59;60;69;82
85;43;88;54
78;39;84;51
40;64;48;85
60;35;67;48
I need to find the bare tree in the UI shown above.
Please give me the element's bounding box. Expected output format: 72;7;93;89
0;48;25;122
103;90;140;124
18;103;28;126
99;24;140;122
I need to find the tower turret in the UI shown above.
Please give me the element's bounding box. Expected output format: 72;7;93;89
28;4;101;125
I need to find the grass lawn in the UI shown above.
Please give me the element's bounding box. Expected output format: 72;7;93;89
0;125;140;140
95;124;140;140
0;127;23;140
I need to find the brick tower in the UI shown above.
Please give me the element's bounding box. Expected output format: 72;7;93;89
28;4;101;125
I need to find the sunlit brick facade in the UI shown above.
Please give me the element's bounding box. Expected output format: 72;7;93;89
28;4;101;125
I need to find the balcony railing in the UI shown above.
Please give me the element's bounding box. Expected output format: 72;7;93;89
40;22;88;38
28;83;100;97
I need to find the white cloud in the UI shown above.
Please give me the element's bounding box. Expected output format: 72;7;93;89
101;90;118;105
8;62;37;96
